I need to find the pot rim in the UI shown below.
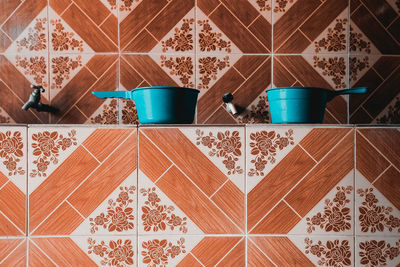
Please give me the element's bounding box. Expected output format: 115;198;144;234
131;86;200;93
266;86;333;92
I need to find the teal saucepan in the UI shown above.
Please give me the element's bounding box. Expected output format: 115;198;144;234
266;87;368;123
92;86;200;124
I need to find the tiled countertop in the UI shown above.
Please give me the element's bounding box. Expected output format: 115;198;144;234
0;125;399;266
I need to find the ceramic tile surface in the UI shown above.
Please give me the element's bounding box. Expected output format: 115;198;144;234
0;238;26;266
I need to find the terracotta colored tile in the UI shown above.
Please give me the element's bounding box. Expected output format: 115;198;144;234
139;131;172;182
197;0;220;16
373;57;400;80
233;55;268;79
50;68;97;123
191;236;242;266
216;238;245;267
273;0;320;52
300;128;351;161
120;0;168;50
197;68;245;123
49;0;72;14
32;202;84;235
247;146;315;230
351;5;400;54
156;166;241;234
124;29;158;52
0;1;21;25
359;129;400;169
120;55;177;86
73;0;110;25
300;0;347;41
120;56;145;89
0;172;7;188
211;180;245;231
248;16;272;52
69;132;137;217
0;182;25;233
61;4;117;52
57;107;87;124
356;131;390;183
209;5;268;53
250;236;314;266
247;240;275;267
234;57;271;109
0;239;22;261
82;128;134;162
29;241;56;266
146;0;194;41
1;239;26;266
251;201;301;234
0;31;12;52
203;106;237;124
2;0;46;40
33;238;96;266
374;166;400;211
29;146;98;231
0;213;21;235
285;132;353;217
76;63;118;117
220;0;259;26
275;30;310;53
176;253;202;267
85;54;118;78
100;15;118;45
142;128;227;196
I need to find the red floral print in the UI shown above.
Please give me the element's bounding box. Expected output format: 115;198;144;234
30;130;77;177
141;238;185;267
89;186;136;234
140;188;187;233
358;188;400;233
50;19;83;52
0;131;25;176
359;240;400;266
88;238;134;266
162;18;194;52
305;238;352;266
306;186;352;233
16;18;47;52
196;130;243;175
248;129;294;176
198;20;231;52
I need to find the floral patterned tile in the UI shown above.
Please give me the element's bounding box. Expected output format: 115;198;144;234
355;237;400;267
0;127;27;236
139;235;244;266
248;235;354;266
28;127;137;236
139;127;245;235
29;236;136;266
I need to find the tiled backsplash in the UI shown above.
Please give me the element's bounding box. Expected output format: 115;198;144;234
0;125;399;266
0;0;399;125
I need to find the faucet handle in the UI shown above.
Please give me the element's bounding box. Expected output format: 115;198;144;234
222;93;238;115
30;84;45;92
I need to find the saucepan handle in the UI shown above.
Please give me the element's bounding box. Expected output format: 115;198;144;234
92;91;131;99
334;87;368;95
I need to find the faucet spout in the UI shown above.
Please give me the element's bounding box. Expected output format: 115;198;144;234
22;85;58;113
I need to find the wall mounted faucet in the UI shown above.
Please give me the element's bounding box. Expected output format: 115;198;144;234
222;93;238;115
22;85;58;113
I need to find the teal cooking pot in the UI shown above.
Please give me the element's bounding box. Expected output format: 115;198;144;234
92;86;200;124
266;87;368;123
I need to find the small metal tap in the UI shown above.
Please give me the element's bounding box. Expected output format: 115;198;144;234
22;85;57;113
222;93;238;115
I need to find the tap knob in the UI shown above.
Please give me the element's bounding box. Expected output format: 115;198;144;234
222;93;238;115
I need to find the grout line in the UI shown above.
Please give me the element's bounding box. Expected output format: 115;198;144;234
249;129;353;232
190;252;206;267
0;1;25;28
209;177;229;199
215;237;244;266
98;13;112;28
0;238;26;265
371;164;392;185
136;126;139;266
65;200;85;220
297;143;317;163
248;237;278;267
0;210;25;235
244;126;247;267
282;199;302;219
81;143;101;163
0;180;9;191
153;164;174;184
26;235;29;267
29;238;59;267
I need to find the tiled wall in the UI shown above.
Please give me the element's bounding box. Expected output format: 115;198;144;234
0;125;399;266
0;0;399;125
